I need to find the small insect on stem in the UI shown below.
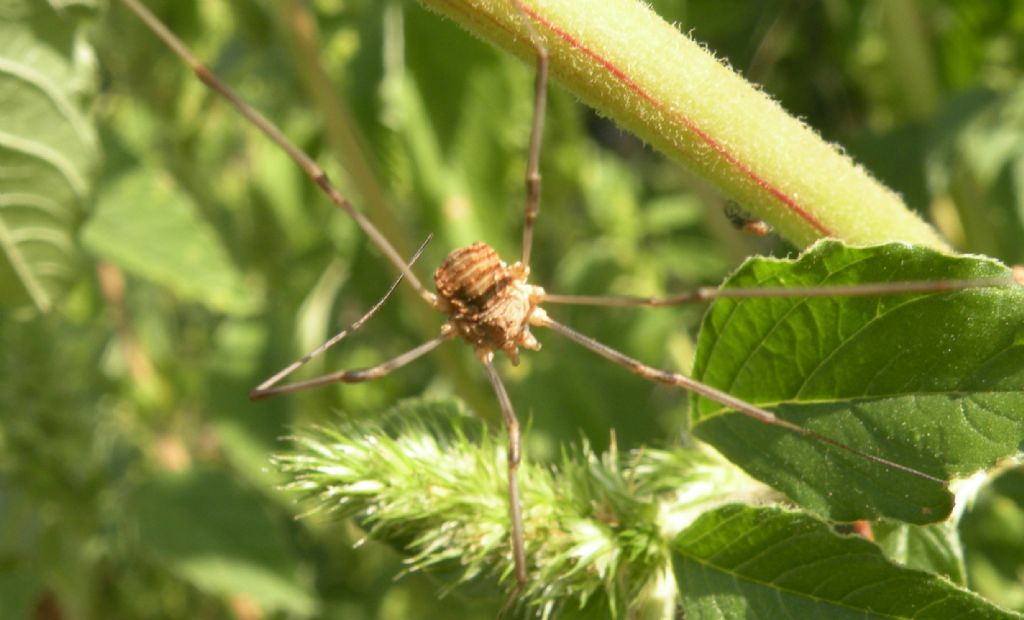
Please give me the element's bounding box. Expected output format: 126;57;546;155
724;201;772;237
121;0;1023;612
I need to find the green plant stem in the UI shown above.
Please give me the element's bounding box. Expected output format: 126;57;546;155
418;0;951;251
880;0;941;121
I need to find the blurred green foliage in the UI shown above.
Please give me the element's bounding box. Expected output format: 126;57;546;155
2;0;1024;618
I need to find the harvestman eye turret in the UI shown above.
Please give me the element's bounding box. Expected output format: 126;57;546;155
121;0;1024;608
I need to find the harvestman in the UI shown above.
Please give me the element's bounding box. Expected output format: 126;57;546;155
122;0;1022;599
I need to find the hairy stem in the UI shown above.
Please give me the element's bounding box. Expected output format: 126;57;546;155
418;0;950;250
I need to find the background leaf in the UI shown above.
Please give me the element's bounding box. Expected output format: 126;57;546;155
962;466;1024;611
672;504;1018;620
82;168;261;316
0;0;97;312
691;242;1024;523
129;469;315;615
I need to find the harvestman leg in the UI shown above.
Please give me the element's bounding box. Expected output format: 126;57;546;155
250;331;452;400
540;274;1019;308
535;313;946;484
460;0;549;600
120;0;438;309
245;238;450;401
537;276;1022;489
250;236;433;399
511;0;549;270
482;359;527;606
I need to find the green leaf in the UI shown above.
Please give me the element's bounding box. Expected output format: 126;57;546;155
81;168;261;316
672;504;1019;619
962;466;1024;611
873;520;965;585
0;0;98;312
690;241;1024;524
129;469;315;615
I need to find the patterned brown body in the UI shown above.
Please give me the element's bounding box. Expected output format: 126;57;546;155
434;242;544;363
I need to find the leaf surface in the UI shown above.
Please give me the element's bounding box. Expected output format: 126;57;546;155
690;242;1024;523
82;168;261;316
672;504;1019;619
0;0;97;311
129;469;315;615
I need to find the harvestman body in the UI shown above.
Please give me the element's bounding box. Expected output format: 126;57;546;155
121;0;1023;605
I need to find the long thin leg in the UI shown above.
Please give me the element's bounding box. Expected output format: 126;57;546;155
250;329;453;400
251;236;432;397
541;273;1018;308
482;359;527;604
535;313;945;485
511;0;549;270
121;0;437;308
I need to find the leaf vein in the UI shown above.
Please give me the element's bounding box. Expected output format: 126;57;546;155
0;210;51;311
0;130;87;198
0;57;97;153
0;192;70;222
724;253;882;398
